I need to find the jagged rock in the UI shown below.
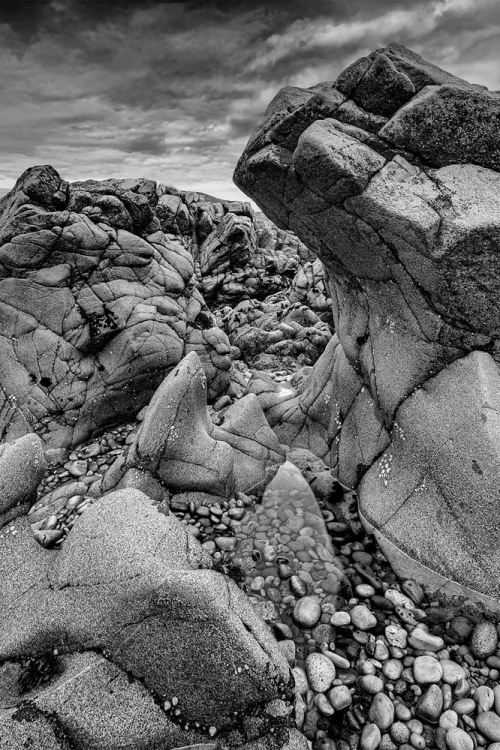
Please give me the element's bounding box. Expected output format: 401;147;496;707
153;185;307;305
234;44;500;612
0;166;232;448
123;352;286;498
288;258;332;319
0;491;295;746
126;352;235;497
213;393;287;492
222;296;332;369
0;433;46;526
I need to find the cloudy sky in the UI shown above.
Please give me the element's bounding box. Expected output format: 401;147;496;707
0;0;499;202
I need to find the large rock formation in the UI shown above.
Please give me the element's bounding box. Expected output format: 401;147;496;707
234;43;500;613
0;490;300;749
0;166;232;448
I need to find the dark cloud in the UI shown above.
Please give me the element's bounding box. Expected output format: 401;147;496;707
0;0;499;201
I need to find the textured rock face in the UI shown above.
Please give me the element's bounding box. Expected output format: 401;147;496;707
0;165;232;448
234;44;500;611
0;491;295;748
156;185;306;304
0;433;46;527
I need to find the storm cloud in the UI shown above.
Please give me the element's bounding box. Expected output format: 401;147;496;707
0;0;499;201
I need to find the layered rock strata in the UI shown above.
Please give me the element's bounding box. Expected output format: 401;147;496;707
234;43;500;611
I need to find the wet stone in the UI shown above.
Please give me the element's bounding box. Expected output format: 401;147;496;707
413;655;443;685
350;604;377;630
293;596;322;628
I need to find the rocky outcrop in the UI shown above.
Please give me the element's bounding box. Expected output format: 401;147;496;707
0;490;299;749
108;352;287;498
221;296;332;369
156;186;307;304
0;166;233;448
234;43;500;612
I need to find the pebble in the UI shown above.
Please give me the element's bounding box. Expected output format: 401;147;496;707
293;596;322;627
383;659;404;680
408;628;445;652
470;622;498;659
358;675;385;696
215;537;238;552
402;580;425;606
385;589;415;610
350;604;377;630
445;727;474;750
328;685;352;710
315;692;335;716
330;611;351;626
439;710;459;731
290;575;308;598
476;712;500;742
386;624;408;649
452;699;475;716
306;652;336;692
493;685;500;715
357;584;376;597
416;684;444;723
413;655;443;684
360;723;382;750
369;692;395;730
292;666;309;696
441;660;467;686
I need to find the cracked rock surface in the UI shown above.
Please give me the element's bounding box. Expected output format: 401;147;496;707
234;43;500;611
0;490;297;749
0;165;232;448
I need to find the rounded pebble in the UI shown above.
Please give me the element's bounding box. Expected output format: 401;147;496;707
293;596;322;627
470;622;498;659
413;655;443;685
306;652;336;692
350;604;377;630
445;727;474;750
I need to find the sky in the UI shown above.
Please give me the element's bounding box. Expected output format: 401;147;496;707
0;0;499;202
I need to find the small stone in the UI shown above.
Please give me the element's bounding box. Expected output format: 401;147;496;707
350;604;377;630
416;684;444;724
413;655;443;684
32;529;64;548
470;621;498;659
445;728;474;750
402;580;425;606
293;596;322;627
369;693;395;731
65;494;85;510
385;624;408;649
449;616;474;643
290;575;308;598
292;666;309;695
385;589;415;609
262;545;277;562
475;712;500;742
66;459;88;477
357;584;376;598
330;611;351;626
452;699;475;716
408;628;444;652
306;652;336;692
315;692;335;716
440;660;466;686
410;732;426;750
279;564;294;580
374;641;390;662
453;679;470;700
439;710;459;731
328;685;352;711
474;686;494;712
395;704;412;722
360;723;382;750
358;675;385;695
391;723;410;744
215;536;238;551
383;659;403;680
278;640;296;665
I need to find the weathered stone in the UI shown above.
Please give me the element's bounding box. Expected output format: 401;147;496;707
0;433;46;525
0;167;233;447
234;43;500;614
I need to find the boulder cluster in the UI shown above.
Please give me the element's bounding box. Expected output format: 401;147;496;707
1;42;500;750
